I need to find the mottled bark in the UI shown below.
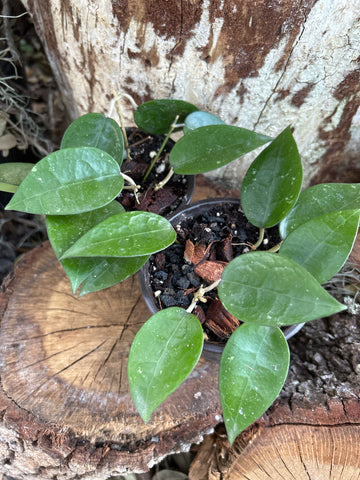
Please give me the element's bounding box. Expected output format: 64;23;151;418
20;0;360;187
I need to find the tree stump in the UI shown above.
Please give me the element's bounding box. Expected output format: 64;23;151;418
0;178;231;479
20;0;360;188
189;312;360;479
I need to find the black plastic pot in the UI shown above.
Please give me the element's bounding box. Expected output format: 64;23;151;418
139;198;304;353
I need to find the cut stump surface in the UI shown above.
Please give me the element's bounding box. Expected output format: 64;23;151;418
0;177;228;478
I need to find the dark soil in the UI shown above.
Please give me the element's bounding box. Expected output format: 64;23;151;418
148;201;281;344
119;128;193;217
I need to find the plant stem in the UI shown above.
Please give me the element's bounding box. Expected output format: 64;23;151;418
0;182;17;193
268;241;283;253
143;115;179;182
154;167;174;191
129;136;152;148
186;279;221;314
252;227;264;250
121;172;140;203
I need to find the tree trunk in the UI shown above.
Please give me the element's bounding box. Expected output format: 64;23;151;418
20;0;360;187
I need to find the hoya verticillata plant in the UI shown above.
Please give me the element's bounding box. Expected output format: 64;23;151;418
128;126;360;444
1;100;273;295
2;113;178;296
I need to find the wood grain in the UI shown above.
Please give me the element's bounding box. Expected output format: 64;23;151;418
189;424;360;479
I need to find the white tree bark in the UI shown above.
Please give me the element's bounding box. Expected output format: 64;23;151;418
21;0;360;187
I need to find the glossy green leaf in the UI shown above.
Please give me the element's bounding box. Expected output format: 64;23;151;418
61;113;124;166
46;201;125;293
169;125;272;175
279;209;360;284
47;201;125;257
61;211;176;259
5;147;124;215
183;111;225;134
78;255;150;296
241;126;303;228
218;251;346;327
0;162;34;192
279;183;360;238
134;99;198;135
220;324;289;445
128;307;204;422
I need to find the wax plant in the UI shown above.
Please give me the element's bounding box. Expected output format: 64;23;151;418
127;110;360;444
0;99;270;296
2;99;359;444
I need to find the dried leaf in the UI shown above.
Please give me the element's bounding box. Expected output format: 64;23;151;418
184;240;213;265
194;260;227;284
205;298;240;339
193;305;206;324
219;236;234;262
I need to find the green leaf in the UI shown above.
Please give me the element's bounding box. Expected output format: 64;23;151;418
279;209;360;284
61;113;124;166
279;183;360;238
134;99;198;135
78;255;150;296
169;125;272;175
5;147;124;215
220;324;289;445
46;201;125;293
218;251;346;327
47;201;125;257
128;307;204;422
241;126;303;228
61;211;176;258
0;163;34;192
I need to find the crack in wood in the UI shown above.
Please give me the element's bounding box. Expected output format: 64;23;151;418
274;442;297;479
10;343;80;371
295;435;312;480
168;0;183;75
266;421;360;428
21;339;109;403
253;1;311;130
0;376;34;418
17;323;129;342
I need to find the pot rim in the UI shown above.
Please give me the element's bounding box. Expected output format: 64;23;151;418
139;197;305;352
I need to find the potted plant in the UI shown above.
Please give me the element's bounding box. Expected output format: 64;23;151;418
1;98;359;446
127;119;360;445
0;99;205;295
0;99;271;296
139;197;306;347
